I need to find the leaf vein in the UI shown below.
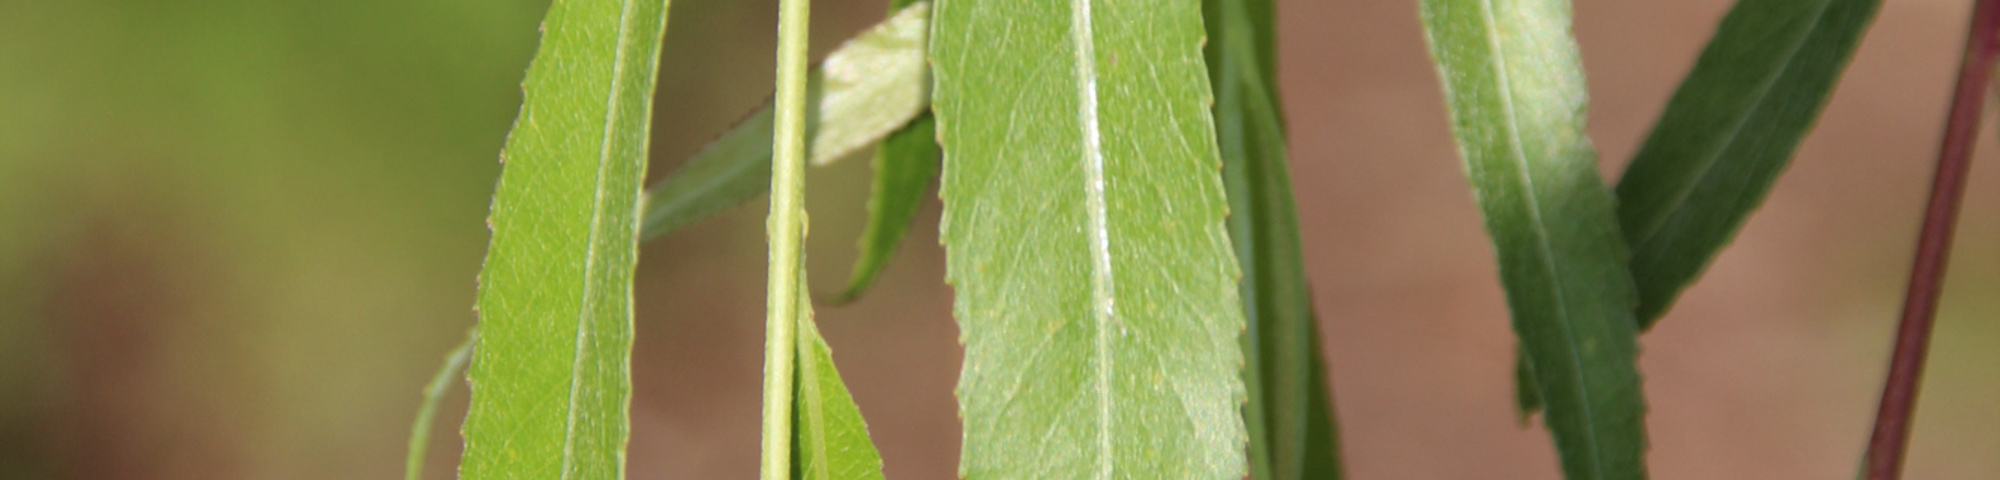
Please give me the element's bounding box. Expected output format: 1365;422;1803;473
558;0;644;477
1472;0;1606;476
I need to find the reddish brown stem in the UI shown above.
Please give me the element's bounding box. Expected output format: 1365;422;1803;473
1864;1;2000;478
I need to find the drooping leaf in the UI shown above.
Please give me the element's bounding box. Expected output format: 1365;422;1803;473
790;267;888;480
459;0;668;477
406;329;475;480
1418;0;1649;478
831;115;938;304
1517;0;1882;421
825;0;942;304
1202;0;1344;478
1299;323;1343;477
931;0;1249;477
1616;0;1880;326
638;2;931;240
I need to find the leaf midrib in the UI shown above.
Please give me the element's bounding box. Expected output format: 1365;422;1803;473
1626;0;1839;249
558;0;644;477
1472;0;1606;476
1068;0;1116;476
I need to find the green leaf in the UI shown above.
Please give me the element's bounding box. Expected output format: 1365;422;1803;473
825;0;942;304
459;0;668;477
1299;325;1343;477
407;329;474;480
1514;347;1542;423
830;115;938;304
791;267;888;480
638;2;932;240
931;0;1249;477
1418;1;1649;479
1616;0;1880;326
1202;0;1344;478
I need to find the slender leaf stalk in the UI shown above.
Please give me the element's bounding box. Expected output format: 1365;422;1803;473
760;0;813;476
406;329;474;480
1863;0;2000;478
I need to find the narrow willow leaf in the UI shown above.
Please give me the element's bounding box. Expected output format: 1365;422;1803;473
460;0;667;477
406;329;474;480
638;2;931;240
1300;325;1343;477
831;115;938;304
1518;0;1881;420
825;0;940;304
791;267;888;480
1418;1;1648;479
1616;0;1880;326
1203;0;1344;478
932;0;1249;477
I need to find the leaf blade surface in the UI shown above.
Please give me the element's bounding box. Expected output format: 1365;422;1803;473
1202;0;1344;478
1418;0;1648;478
791;269;888;480
1616;0;1880;326
932;0;1249;477
459;0;669;477
832;115;938;303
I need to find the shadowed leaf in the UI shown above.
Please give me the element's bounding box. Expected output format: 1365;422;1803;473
1616;0;1880;326
831;115;938;303
1202;0;1344;478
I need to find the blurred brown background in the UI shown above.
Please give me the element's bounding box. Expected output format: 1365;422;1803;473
0;0;1994;478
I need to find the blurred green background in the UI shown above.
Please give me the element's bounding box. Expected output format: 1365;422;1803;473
0;0;1993;478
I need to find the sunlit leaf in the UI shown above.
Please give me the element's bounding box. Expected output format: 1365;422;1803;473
639;2;931;240
458;0;668;477
1617;0;1880;326
1202;0;1344;478
931;0;1249;477
1418;0;1649;478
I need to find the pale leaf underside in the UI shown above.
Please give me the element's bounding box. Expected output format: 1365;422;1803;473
933;0;1249;477
639;2;930;240
1419;0;1648;478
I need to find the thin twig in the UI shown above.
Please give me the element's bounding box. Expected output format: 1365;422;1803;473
759;0;813;476
1864;1;2000;478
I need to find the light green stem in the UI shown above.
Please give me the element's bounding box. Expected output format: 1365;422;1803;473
760;0;813;477
405;328;474;480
